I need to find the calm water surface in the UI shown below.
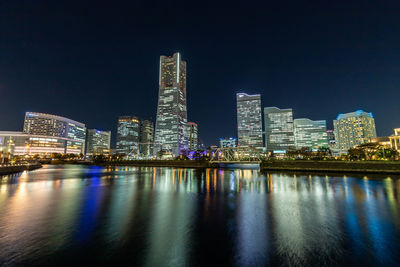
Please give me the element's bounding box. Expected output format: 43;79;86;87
0;165;400;266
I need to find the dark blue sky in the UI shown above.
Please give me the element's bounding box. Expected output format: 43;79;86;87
1;0;399;146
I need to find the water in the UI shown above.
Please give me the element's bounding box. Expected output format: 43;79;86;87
0;165;400;266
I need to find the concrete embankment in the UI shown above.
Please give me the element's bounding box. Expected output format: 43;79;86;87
261;160;400;174
0;163;42;175
96;160;211;168
92;160;260;169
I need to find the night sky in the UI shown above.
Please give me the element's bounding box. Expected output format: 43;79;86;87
1;1;399;146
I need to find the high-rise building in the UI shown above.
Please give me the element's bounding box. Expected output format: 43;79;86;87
264;107;295;152
23;112;86;154
333;110;377;151
187;122;198;151
140;119;154;158
293;119;327;149
326;130;336;149
236;93;263;151
86;129;111;156
220;137;237;148
389;128;400;152
116;116;140;157
154;52;188;156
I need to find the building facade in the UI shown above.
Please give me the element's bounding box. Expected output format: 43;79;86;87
140;119;154;158
236;93;263;151
116;116;140;157
333;110;377;151
154;52;188;156
187;122;198;151
220;137;237;148
86;129;111;156
23;112;86;154
293;119;327;149
0;131;83;156
326;130;336;149
369;137;391;147
264;107;295;153
389;128;400;152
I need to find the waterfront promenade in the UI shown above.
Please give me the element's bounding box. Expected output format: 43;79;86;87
0;162;42;175
80;159;400;174
86;160;260;169
7;158;400;175
261;160;400;174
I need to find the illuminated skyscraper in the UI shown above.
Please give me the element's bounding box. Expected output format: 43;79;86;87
154;52;188;156
220;137;237;148
23;112;86;154
333;110;377;151
264;107;295;152
326;130;336;149
116;116;140;157
140;119;154;158
187;122;198;151
86;129;111;156
236;93;263;151
293;118;327;149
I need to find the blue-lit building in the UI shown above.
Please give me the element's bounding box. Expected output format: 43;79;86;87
333;110;376;151
23;112;86;154
220;137;237;148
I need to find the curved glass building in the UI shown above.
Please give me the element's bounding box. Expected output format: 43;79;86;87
22;112;86;154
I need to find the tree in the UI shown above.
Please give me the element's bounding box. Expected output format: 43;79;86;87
93;154;108;162
347;142;399;161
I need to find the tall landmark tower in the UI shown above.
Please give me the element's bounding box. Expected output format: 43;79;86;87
154;53;188;156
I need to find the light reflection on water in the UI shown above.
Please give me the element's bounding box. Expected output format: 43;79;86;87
0;165;399;266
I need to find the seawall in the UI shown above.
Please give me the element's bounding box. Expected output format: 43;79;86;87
90;160;260;169
94;160;211;168
0;163;42;175
261;160;400;174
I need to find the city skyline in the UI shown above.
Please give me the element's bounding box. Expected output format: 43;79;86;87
1;1;400;146
1;2;400;266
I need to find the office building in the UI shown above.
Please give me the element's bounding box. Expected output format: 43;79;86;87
326;130;336;149
86;129;111;156
264;107;295;152
154;52;188;156
220;137;237;148
369;137;391;147
23;112;86;154
187;122;198;151
389;128;400;152
333;110;377;151
116;116;140;156
0;131;82;156
140;119;154;158
294;119;327;149
236;93;263;151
